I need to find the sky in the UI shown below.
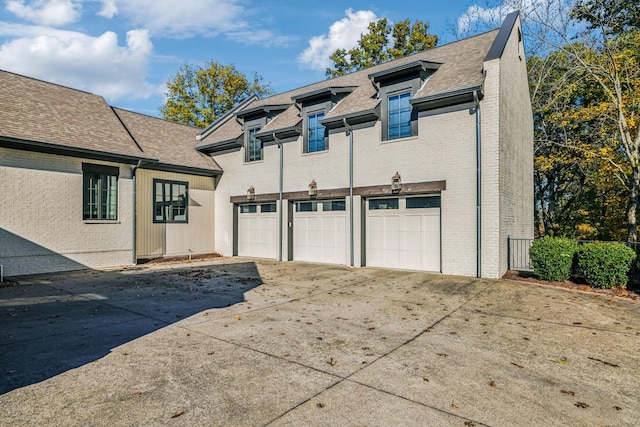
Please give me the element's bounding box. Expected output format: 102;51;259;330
0;0;523;117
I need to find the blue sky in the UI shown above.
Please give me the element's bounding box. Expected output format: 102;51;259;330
0;0;521;117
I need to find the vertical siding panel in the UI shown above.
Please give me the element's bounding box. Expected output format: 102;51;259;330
136;169;215;259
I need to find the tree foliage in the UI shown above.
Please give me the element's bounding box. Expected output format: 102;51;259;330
161;61;273;128
325;18;438;78
572;0;640;35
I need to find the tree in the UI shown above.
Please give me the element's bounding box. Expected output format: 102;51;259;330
564;2;640;240
161;61;272;128
325;18;438;78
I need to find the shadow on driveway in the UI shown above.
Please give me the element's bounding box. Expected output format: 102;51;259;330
0;261;262;394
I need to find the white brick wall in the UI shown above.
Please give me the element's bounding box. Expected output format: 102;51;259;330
0;148;135;276
209;20;533;279
211;105;480;277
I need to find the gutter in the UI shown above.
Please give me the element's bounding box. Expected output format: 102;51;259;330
474;90;482;278
343;118;354;267
273;133;284;262
132;160;143;265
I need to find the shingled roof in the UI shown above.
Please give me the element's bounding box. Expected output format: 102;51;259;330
0;70;150;162
113;108;221;175
198;21;506;151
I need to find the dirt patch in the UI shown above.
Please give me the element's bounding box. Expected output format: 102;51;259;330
137;253;222;265
503;270;640;301
0;279;19;288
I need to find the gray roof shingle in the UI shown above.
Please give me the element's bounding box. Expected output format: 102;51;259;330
198;28;500;147
113;108;221;173
0;70;149;160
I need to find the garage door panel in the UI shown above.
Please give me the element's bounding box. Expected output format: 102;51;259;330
366;197;440;272
237;205;278;259
293;201;346;265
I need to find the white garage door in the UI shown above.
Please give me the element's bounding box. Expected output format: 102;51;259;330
237;202;278;259
366;196;440;271
293;200;347;265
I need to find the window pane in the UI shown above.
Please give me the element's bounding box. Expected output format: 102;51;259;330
83;173;99;219
240;205;257;213
153;179;188;223
388;92;412;140
172;183;187;221
260;203;276;213
104;175;118;219
247;127;262;161
369;198;399;210
83;172;117;220
323;200;345;211
406;196;441;209
296;202;317;212
307;112;326;153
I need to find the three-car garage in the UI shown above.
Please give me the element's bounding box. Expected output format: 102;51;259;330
235;194;441;272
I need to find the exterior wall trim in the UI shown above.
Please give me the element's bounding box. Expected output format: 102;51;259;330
230;180;446;203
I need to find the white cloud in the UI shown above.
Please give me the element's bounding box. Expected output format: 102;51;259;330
96;0;117;18
6;0;82;26
226;29;294;48
107;0;247;38
457;0;569;34
298;9;378;71
0;23;161;100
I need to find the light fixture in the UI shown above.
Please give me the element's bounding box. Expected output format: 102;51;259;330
391;171;402;193
247;185;255;201
308;179;318;198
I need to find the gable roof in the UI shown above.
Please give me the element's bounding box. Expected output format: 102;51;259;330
0;70;150;163
113;108;221;175
197;12;518;150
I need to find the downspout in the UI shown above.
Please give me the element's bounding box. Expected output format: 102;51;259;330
273;133;283;262
343;118;354;267
132;159;143;265
474;90;482;278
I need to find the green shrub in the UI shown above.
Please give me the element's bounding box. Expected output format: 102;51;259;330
529;237;578;282
576;242;636;289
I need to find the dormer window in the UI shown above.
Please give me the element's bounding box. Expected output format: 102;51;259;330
292;86;355;154
246;126;262;162
388;92;412;139
369;60;440;141
306;110;327;153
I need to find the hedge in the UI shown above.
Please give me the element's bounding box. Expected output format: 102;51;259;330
529;236;578;282
576;242;636;289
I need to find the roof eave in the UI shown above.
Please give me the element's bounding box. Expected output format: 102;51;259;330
0;136;154;164
196;138;242;153
411;86;483;110
255;125;301;140
141;162;222;177
321;108;379;128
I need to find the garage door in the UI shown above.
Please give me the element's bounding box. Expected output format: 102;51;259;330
293;200;346;264
366;196;440;271
237;202;278;259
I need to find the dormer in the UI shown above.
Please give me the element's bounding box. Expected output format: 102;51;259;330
235;104;290;162
291;86;356;153
369;60;441;141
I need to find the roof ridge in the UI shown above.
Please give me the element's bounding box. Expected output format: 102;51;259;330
112;106;202;131
255;26;502;103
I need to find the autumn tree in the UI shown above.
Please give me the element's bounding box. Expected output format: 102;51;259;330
161;61;272;128
325;18;438;78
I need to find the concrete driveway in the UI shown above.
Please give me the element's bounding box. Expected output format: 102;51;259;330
1;259;639;426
